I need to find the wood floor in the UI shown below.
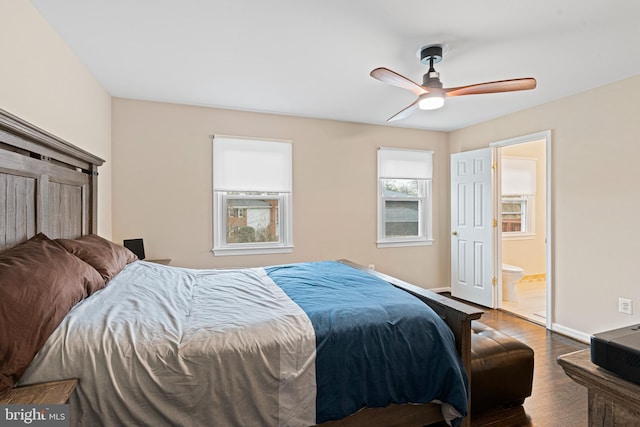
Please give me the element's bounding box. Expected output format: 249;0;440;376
434;308;590;427
470;309;589;426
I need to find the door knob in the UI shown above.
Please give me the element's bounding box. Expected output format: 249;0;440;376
451;231;458;236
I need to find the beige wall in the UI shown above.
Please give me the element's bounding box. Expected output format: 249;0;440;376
111;98;451;288
11;0;640;341
451;74;640;338
501;140;546;275
0;0;112;236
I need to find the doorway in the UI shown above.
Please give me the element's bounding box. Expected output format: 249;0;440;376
492;131;551;328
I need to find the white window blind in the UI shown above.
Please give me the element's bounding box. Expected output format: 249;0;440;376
502;157;536;195
378;148;433;180
213;135;292;192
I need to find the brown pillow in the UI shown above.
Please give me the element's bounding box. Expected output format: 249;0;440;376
0;233;104;397
56;234;138;282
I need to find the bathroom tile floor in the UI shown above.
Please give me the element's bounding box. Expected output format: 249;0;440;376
501;279;546;325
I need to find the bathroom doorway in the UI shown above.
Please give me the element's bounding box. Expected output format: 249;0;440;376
492;131;551;328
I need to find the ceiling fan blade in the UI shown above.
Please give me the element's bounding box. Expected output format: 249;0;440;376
371;67;427;96
387;99;420;122
445;78;536;97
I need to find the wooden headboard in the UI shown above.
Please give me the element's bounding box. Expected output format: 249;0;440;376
0;108;104;250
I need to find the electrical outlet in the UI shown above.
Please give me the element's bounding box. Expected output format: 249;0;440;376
619;298;633;315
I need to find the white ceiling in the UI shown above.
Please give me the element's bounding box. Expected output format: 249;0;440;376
32;0;640;132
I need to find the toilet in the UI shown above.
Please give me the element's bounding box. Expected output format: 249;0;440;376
502;264;525;302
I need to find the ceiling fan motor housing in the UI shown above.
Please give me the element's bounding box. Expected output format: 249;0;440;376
420;45;443;65
423;71;443;88
420;45;444;88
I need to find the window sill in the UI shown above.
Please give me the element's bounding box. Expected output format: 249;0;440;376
212;245;294;256
376;239;434;249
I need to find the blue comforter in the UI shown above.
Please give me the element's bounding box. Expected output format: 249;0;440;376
266;261;469;425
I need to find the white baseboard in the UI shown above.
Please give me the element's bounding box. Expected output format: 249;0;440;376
551;323;591;344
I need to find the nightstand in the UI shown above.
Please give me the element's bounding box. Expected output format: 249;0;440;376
0;379;78;404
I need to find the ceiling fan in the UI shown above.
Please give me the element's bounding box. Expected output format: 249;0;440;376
370;44;537;122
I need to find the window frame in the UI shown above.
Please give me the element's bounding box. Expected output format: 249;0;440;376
501;195;535;240
212;136;293;256
376;148;433;248
214;192;293;255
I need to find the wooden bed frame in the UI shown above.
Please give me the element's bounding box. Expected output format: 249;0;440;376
0;107;483;427
0;108;103;250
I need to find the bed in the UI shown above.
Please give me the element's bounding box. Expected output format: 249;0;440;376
0;108;483;427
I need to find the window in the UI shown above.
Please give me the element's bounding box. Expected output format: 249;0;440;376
213;135;293;255
502;196;533;233
377;148;433;247
501;157;536;238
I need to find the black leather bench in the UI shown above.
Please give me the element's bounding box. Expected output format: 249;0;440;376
470;321;535;413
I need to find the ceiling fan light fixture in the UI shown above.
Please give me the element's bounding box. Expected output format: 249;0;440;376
418;92;445;110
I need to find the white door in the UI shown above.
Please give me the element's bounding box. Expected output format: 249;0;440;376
451;148;495;307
